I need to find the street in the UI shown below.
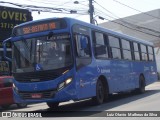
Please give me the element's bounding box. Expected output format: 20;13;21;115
1;81;160;115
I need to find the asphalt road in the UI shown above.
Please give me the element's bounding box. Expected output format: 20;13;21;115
2;81;160;119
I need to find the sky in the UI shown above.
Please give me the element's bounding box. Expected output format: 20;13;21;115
0;0;160;24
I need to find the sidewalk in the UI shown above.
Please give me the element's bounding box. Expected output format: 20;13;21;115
146;81;160;90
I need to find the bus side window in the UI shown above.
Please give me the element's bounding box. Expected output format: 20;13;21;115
74;34;91;69
148;46;154;61
140;44;148;61
133;42;140;61
75;34;90;57
93;32;108;59
121;39;132;60
108;35;121;59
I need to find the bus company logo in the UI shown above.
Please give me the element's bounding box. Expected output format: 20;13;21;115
97;65;100;73
31;78;40;82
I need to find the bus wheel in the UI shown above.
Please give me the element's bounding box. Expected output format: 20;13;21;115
92;80;104;105
46;102;59;109
138;75;146;94
17;103;27;108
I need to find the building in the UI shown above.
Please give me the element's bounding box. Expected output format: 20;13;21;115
99;9;160;73
0;6;32;74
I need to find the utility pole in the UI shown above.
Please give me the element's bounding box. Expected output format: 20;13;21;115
89;0;94;24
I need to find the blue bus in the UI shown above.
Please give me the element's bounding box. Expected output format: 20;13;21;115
3;17;157;108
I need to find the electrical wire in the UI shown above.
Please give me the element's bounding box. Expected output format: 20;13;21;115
112;0;160;20
95;11;160;38
2;0;159;38
26;0;88;11
0;1;88;15
94;1;160;34
94;0;120;20
25;0;60;5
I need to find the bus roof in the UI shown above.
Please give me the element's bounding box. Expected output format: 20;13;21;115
14;17;153;46
67;17;153;46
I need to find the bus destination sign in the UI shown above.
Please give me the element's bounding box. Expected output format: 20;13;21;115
14;19;67;36
22;22;56;34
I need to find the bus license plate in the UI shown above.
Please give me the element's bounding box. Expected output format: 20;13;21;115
31;93;42;98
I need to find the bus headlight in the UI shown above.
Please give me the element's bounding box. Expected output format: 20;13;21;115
13;83;18;92
65;78;72;84
58;78;72;91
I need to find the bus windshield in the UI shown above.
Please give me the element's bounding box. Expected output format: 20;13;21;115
12;34;72;73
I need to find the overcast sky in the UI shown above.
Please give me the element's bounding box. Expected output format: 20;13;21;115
1;0;160;24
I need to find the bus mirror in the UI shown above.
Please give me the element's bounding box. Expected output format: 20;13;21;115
80;36;87;49
3;38;12;62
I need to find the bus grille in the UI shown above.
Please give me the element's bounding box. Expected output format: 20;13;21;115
18;89;56;99
13;71;61;82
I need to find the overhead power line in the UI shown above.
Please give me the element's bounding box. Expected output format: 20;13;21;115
94;1;160;36
94;9;160;38
0;1;66;12
98;15;160;38
25;0;88;11
112;0;160;20
0;1;87;15
94;0;120;20
25;0;60;5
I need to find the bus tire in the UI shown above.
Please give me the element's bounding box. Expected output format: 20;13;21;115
17;103;27;108
138;75;146;94
92;80;105;105
46;102;59;109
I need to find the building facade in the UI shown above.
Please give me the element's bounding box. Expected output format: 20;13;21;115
99;9;160;73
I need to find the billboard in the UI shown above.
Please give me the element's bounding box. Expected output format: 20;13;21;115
0;6;32;48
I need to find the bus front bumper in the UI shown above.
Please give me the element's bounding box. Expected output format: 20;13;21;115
13;82;77;104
